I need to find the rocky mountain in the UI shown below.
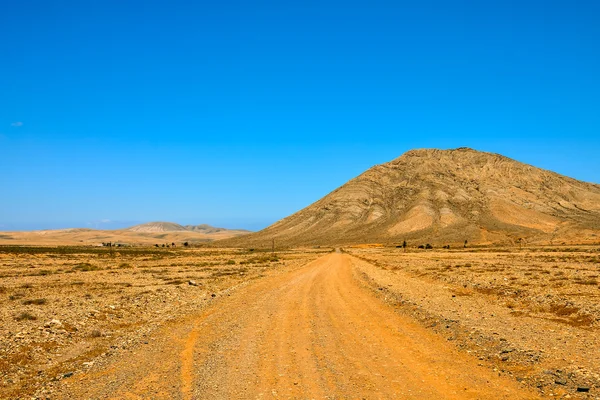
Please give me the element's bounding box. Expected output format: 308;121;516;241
222;148;600;247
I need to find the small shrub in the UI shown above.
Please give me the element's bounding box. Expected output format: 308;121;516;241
574;278;597;286
227;260;236;265
71;263;101;272
240;255;279;265
9;292;25;301
22;298;47;305
165;279;186;285
15;312;37;321
118;263;132;269
90;330;102;338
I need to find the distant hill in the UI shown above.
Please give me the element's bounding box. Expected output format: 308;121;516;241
126;222;250;234
126;222;188;232
184;224;250;234
0;222;251;246
221;148;600;247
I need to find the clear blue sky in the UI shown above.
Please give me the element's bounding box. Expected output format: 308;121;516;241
1;0;599;231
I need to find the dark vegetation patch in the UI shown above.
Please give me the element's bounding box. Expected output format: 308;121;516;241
240;255;280;265
15;312;37;321
71;263;102;272
22;298;47;305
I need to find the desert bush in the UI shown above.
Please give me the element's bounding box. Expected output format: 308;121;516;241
71;263;101;272
549;303;579;317
9;292;25;301
165;279;186;285
22;298;47;305
227;259;236;265
240;255;279;265
15;312;37;321
574;278;597;286
90;330;103;338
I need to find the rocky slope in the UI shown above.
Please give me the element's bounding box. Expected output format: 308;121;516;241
223;148;600;247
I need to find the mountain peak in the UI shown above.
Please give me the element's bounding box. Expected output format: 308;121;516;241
222;148;600;247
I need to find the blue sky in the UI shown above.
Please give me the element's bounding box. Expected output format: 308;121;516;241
1;0;599;231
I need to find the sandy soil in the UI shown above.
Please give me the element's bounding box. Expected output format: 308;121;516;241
0;246;323;399
2;246;598;399
347;246;600;399
45;253;536;399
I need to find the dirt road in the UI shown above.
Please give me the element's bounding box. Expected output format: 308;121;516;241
59;253;538;399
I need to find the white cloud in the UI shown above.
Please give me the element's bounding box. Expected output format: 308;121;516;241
11;122;23;127
100;219;111;223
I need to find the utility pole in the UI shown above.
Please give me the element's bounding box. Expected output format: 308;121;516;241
271;238;275;255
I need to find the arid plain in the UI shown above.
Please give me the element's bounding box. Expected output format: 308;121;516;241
1;244;599;399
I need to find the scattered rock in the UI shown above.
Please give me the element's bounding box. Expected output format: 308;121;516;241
188;280;198;286
576;386;590;392
45;319;63;329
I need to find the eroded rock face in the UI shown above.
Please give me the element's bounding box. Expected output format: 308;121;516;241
226;148;600;246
